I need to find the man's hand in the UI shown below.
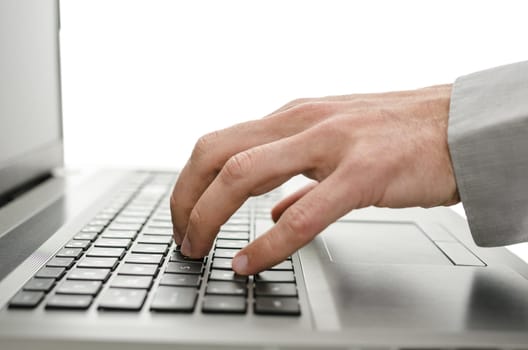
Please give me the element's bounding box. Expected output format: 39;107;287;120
170;85;459;275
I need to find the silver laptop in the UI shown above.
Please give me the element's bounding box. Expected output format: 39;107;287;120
2;1;528;348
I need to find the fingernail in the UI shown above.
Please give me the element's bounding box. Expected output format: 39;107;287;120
181;236;192;256
232;254;248;274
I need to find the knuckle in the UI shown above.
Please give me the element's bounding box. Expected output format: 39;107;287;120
283;204;312;239
221;151;254;184
192;131;220;161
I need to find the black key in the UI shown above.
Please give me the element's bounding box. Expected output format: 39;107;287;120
119;263;158;276
56;248;83;259
136;235;172;245
206;281;246;296
35;267;65;280
131;244;168;255
111;275;153;289
254;297;300;315
94;238;132;249
209;270;247;283
98;288;147;311
159;274;201;288
46;294;93;310
101;230;137;239
67;268;111;281
125;254;163;265
65;239;91;250
165;262;203;275
270;260;293;270
74;232;98;241
86;247;125;259
23;278;55;292
77;257;118;270
108;223;142;232
211;258;233;270
170;251;204;263
141;228;172;236
56;280;102;295
214;249;239;259
9;291;44;308
215;239;247;249
255;283;297;297
47;257;74;269
202;296;246;314
81;225;104;234
150;286;198;312
255;271;295;283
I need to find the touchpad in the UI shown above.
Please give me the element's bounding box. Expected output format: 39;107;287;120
319;221;451;265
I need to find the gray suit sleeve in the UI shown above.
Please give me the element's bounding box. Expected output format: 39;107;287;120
448;61;528;246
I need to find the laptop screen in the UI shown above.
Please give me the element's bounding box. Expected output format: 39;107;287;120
0;0;63;201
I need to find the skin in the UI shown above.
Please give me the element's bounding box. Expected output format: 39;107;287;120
170;84;460;275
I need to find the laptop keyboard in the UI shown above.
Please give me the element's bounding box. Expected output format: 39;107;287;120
7;172;301;316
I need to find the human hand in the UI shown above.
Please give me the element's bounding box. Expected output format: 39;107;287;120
170;84;459;275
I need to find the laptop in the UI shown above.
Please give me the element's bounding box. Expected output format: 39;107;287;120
2;1;528;348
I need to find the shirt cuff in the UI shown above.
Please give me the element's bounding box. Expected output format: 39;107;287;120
448;61;528;246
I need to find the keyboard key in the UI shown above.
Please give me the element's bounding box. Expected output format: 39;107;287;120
108;223;142;232
35;267;65;280
255;270;295;283
98;288;147;311
131;244;168;255
170;251;204;263
254;297;300;315
226;218;250;225
56;280;102;295
114;216;147;224
65;239;91;250
74;232;98;241
125;253;163;265
111;275;153;289
211;258;233;270
23;278;55;292
254;283;297;297
94;238;132;249
88;219;110;227
141;228;172;236
9;291;44;308
270;260;293;270
220;224;249;232
101;230;137;239
136;235;172;245
86;247;126;259
46;257;74;269
214;249;239;259
217;231;249;240
146;222;173;229
206;281;247;296
81;225;104;234
159;274;201;288
165;262;203;275
46;294;93;310
77;257;118;270
119;263;158;276
215;239;247;249
202;296;247;314
56;248;83;259
67;268;111;281
150;286;198;312
209;270;247;283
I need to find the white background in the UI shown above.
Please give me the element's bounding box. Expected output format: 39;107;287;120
59;1;528;256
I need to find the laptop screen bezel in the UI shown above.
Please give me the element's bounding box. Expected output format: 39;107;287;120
0;0;64;203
